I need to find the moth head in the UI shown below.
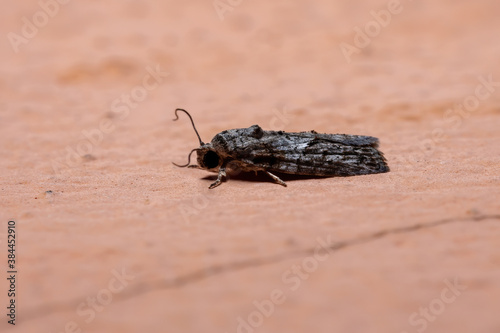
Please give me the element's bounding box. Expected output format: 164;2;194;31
196;145;222;171
172;108;222;170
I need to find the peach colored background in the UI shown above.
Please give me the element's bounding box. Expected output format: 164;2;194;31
1;1;500;332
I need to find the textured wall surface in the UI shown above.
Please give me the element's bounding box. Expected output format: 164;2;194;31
1;1;500;332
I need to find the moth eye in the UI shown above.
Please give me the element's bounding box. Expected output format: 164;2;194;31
203;151;220;169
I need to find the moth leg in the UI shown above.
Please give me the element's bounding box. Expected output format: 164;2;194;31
188;165;201;169
209;164;227;189
265;171;287;187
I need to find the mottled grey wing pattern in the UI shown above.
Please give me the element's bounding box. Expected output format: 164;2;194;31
211;125;389;176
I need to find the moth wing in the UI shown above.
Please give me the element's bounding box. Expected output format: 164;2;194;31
217;127;389;176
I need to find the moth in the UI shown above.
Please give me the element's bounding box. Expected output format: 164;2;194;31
173;108;389;189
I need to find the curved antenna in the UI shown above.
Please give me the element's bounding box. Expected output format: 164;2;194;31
173;108;204;145
172;148;199;168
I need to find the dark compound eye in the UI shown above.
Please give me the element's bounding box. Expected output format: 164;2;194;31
202;151;220;169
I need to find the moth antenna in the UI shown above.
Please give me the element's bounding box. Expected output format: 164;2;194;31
172;148;199;168
173;108;204;145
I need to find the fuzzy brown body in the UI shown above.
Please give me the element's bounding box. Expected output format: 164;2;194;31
207;125;389;177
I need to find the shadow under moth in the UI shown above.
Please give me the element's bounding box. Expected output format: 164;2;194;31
173;108;389;189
